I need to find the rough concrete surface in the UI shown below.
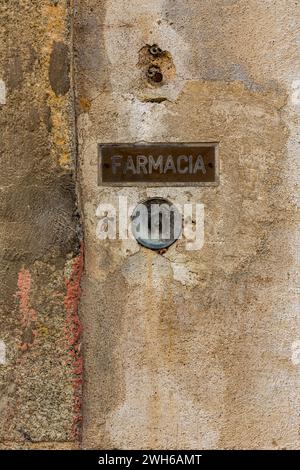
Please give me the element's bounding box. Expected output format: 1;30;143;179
74;0;300;449
0;1;81;448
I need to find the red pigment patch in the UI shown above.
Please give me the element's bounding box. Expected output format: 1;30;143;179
64;244;84;443
16;268;37;352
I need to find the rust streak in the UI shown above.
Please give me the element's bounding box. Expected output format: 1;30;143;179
64;244;84;442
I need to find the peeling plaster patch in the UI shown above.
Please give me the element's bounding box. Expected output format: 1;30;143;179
0;341;6;365
116;95;170;141
171;262;199;287
104;0;189;101
230;64;262;92
291;80;300;106
0;80;6;104
291;340;300;365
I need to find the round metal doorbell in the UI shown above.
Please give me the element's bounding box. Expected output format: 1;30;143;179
131;198;182;250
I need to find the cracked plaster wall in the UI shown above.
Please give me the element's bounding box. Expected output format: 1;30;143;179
75;0;300;450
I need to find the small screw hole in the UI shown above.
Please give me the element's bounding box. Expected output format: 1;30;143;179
147;66;163;83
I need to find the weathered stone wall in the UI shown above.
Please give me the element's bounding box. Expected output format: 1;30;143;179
0;1;82;449
75;0;300;450
1;0;300;451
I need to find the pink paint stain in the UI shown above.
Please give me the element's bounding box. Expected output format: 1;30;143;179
64;244;84;443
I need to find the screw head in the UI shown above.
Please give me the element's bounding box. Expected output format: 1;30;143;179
149;44;162;56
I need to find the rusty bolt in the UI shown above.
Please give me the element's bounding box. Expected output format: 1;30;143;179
149;44;162;56
147;66;163;83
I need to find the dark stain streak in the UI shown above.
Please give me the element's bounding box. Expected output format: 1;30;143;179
7;51;23;91
49;42;70;96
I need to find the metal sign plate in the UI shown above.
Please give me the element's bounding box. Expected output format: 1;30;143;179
98;142;219;186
